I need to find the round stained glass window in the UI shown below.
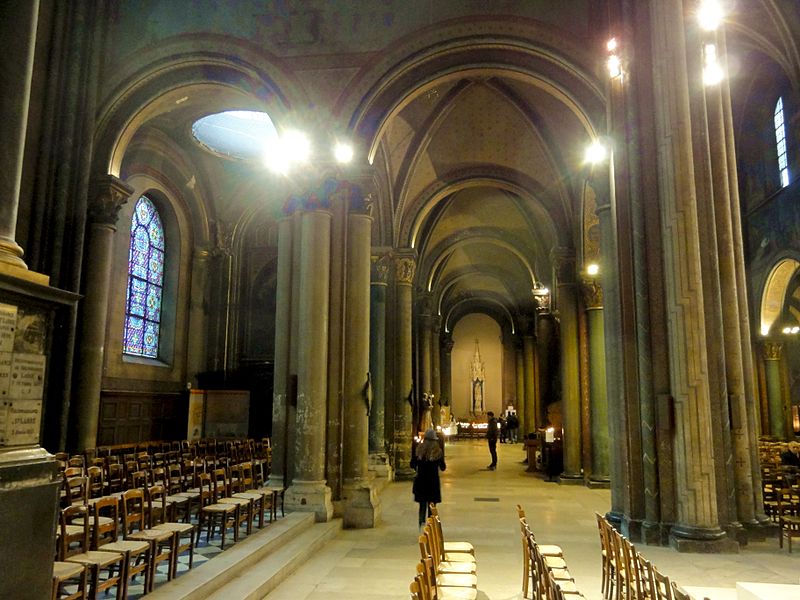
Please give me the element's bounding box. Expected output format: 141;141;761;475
191;110;278;160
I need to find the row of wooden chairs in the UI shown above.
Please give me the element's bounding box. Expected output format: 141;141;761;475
410;506;477;600
595;513;701;600
517;505;584;600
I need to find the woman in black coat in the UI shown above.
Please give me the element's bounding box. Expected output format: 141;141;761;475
411;428;446;527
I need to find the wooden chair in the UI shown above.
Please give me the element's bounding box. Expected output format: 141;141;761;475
415;558;477;600
91;496;152;596
530;538;575;600
52;561;87;600
212;467;253;536
121;488;175;591
429;504;474;555
105;463;124;495
199;472;239;549
231;462;269;528
59;505;125;600
670;582;691;600
595;513;615;600
420;524;476;576
85;466;105;500
777;487;800;551
148;484;197;578
633;552;654;600
417;533;477;589
649;564;673;600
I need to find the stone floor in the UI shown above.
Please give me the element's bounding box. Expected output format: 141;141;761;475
267;439;800;600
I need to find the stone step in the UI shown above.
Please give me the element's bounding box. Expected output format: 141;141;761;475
147;512;340;600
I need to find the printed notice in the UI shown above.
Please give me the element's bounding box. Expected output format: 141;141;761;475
0;400;8;444
4;399;42;445
9;353;46;400
0;352;11;397
0;303;17;353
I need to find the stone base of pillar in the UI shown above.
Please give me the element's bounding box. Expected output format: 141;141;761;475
669;525;740;553
368;452;394;481
557;473;584;485
0;447;60;600
743;520;777;542
285;480;333;523
395;465;415;481
587;476;611;489
343;478;381;529
641;520;667;546
0;260;49;285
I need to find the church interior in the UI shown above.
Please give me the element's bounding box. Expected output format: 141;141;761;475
2;1;800;598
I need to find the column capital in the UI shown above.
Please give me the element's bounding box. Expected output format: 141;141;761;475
581;280;604;309
371;253;391;285
763;341;783;361
395;254;416;285
418;292;434;317
551;247;577;284
441;333;454;354
88;175;133;227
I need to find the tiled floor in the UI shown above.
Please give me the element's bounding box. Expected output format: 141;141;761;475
267;439;800;600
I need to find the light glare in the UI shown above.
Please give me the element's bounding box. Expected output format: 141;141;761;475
587;263;600;276
703;43;724;86
698;0;723;31
607;55;622;78
606;38;618;52
584;141;608;165
283;130;311;163
334;142;353;164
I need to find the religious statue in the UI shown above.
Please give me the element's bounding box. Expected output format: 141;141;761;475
470;339;486;414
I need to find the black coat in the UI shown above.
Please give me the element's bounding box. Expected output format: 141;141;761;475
411;455;446;504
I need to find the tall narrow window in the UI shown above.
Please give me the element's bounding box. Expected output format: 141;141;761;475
123;196;165;358
775;97;790;187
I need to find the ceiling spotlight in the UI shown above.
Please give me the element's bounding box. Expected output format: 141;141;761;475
584;141;608;165
334;142;354;164
698;0;723;31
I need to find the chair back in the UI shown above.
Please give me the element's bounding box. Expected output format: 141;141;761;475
59;505;89;559
86;466;105;499
211;467;229;500
670;582;691;600
147;484;168;526
63;474;88;506
121;488;147;536
130;469;149;490
198;472;214;507
92;496;120;548
240;462;255;490
650;564;674;600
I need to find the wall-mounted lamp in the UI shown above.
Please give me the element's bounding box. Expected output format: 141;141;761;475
698;0;723;31
584;141;608;165
606;37;623;79
586;263;600;277
702;43;724;86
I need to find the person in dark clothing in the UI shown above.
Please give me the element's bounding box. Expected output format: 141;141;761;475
506;411;519;443
486;411;498;469
411;428;446;526
499;415;507;443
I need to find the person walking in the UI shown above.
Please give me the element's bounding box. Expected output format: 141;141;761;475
506;411;519;443
486;411;498;470
411;428;446;527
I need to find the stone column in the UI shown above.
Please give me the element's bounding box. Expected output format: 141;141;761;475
393;254;416;480
431;316;442;426
0;0;39;273
514;337;526;435
763;342;786;440
554;248;582;484
73;176;133;451
583;281;609;487
342;197;379;528
440;334;454;423
269;217;294;489
368;254;391;477
651;0;727;550
522;321;538;434
285;209;333;522
186;247;211;385
419;293;433;403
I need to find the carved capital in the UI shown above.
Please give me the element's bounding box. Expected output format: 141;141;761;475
441;333;454;354
418;293;434;317
88;175;134;226
582;280;603;308
395;255;416;285
371;253;391;284
763;341;783;361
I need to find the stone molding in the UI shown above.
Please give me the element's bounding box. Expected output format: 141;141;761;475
371;253;391;284
582;280;603;309
395;255;416;285
762;341;783;361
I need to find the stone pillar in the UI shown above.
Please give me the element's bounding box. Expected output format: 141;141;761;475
0;0;39;273
419;293;433;403
186;247;210;386
73;176;133;451
342;198;379;528
514;338;526;435
583;281;609;486
440;334;454;423
285;209;333;522
763;342;786;440
393;254;416;480
521;320;537;435
554;248;582;484
368;254;391;477
704;53;756;528
431;316;442;426
651;0;728;550
269;217;294;489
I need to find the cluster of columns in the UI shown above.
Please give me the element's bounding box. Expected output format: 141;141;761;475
599;0;764;550
268;178;379;527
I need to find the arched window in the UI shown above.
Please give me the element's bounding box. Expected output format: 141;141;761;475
123;196;165;358
775;97;790;187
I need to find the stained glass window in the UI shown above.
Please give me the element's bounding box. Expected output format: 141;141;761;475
124;196;165;358
775;97;790;188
